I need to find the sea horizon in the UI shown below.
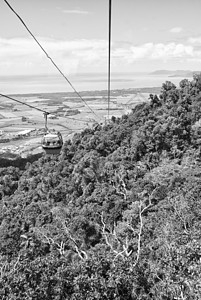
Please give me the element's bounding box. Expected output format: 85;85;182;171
1;72;191;95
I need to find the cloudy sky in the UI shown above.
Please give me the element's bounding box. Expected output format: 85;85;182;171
1;0;201;77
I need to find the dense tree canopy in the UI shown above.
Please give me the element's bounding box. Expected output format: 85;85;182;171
1;75;201;299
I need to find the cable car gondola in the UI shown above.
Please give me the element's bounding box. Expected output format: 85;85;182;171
3;0;111;151
42;131;63;155
41;113;63;155
0;94;64;156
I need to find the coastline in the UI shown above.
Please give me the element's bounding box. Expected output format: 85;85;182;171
0;71;189;161
0;72;185;94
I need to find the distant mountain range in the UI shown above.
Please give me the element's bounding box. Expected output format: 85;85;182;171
149;70;201;77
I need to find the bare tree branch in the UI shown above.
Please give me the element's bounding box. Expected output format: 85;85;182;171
128;198;152;267
33;219;88;260
101;212;133;264
133;201;143;267
101;212;120;256
62;221;88;260
33;228;66;256
110;170;128;201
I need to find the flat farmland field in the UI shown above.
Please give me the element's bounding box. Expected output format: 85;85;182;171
0;88;154;156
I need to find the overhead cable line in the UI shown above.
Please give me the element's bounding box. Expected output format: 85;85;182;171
108;0;112;121
0;93;94;125
3;0;100;120
0;93;50;115
63;116;94;123
0;93;76;132
0;93;94;133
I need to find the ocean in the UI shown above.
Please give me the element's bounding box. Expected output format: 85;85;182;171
0;73;186;95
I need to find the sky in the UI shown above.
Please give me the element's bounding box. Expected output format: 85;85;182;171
1;0;201;77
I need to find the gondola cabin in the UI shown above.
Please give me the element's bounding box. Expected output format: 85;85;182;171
42;130;63;155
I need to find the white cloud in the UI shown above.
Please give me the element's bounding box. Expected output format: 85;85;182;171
112;42;194;63
1;36;201;76
188;36;201;44
0;37;108;75
169;27;183;33
62;9;90;15
150;43;193;59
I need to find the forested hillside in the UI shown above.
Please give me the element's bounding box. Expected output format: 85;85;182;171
1;75;201;299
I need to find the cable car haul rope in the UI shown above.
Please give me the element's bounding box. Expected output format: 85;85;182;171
3;0;100;120
2;0;113;154
0;93;63;155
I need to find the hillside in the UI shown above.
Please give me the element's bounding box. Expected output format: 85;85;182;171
1;74;201;299
149;69;192;76
149;69;201;78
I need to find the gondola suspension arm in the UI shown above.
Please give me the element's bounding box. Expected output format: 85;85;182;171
1;92;50;132
43;112;49;131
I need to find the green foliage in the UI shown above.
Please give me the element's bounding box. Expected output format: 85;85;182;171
1;74;201;298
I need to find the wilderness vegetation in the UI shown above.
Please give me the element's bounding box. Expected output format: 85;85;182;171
1;75;201;299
